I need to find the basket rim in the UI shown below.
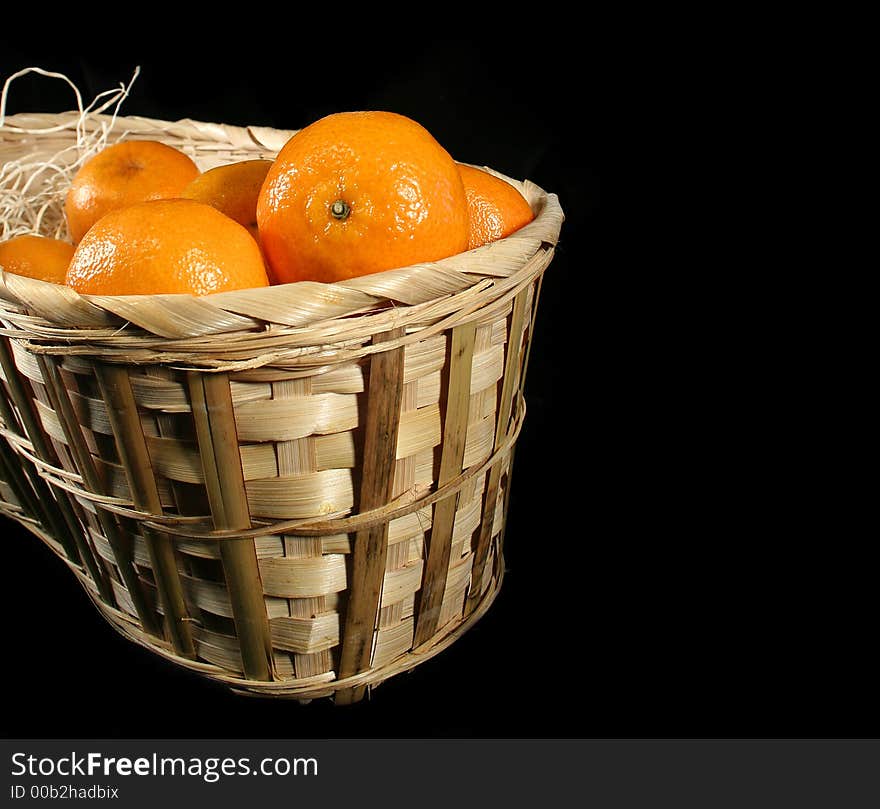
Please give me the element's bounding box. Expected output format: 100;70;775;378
0;111;563;349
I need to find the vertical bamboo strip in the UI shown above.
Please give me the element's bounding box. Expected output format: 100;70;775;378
336;327;405;705
0;340;83;562
519;275;544;397
147;366;213;633
187;371;272;681
271;377;333;679
467;289;529;615
378;376;417;630
34;354;165;632
29;354;123;607
414;321;476;646
95;364;195;658
497;276;544;553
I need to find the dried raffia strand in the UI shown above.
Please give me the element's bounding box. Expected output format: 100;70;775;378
0;71;563;702
0;67;141;240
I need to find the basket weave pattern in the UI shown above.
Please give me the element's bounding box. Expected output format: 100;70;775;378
0;113;563;700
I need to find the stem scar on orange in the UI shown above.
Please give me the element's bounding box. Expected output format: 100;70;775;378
65;140;200;244
65;199;270;296
459;164;535;250
256;111;470;284
0;234;75;284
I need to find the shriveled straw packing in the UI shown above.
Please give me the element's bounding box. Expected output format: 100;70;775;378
0;69;563;701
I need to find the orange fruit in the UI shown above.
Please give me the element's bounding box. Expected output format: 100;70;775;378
0;234;74;284
459;164;534;250
257;110;469;284
65;140;200;244
180;159;273;241
65;199;270;296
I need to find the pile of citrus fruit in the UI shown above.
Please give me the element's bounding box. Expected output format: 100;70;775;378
0;111;534;296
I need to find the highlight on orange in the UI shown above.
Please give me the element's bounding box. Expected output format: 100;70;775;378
65;198;270;296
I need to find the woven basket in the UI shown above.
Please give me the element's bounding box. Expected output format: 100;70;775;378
0;110;563;702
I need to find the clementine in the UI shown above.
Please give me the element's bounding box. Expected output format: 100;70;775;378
65;140;200;243
459;164;534;250
257;111;469;284
0;234;74;284
180;159;273;241
65;199;270;296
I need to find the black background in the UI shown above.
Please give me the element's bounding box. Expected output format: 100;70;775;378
0;24;872;742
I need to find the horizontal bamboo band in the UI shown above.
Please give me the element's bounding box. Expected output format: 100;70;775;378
1;393;525;540
270;614;340;655
379;561;423;609
372;619;415;669
233;393;359;441
258;555;348;598
245;470;355;519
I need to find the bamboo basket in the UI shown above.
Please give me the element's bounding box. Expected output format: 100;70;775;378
0;110;563;702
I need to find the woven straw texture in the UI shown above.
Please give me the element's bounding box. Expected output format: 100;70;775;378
0;109;563;701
